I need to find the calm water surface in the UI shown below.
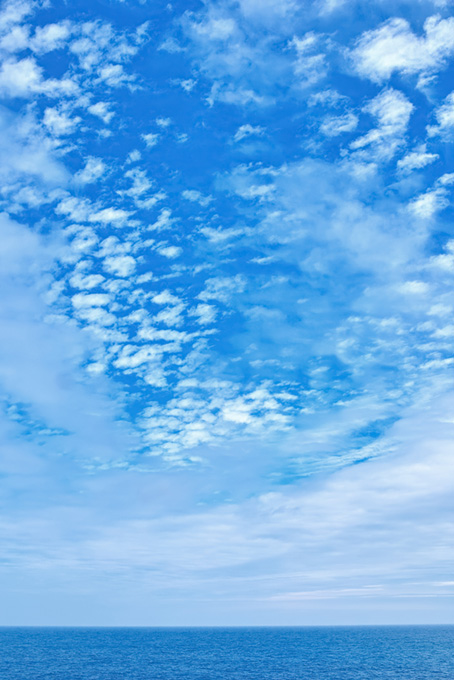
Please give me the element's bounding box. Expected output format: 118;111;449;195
0;626;453;680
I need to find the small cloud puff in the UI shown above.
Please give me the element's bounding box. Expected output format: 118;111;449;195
69;273;105;290
199;275;246;304
189;303;217;325
89;207;132;226
103;255;136;278
157;245;183;259
156;116;171;128
126;149;141;163
233;124;265;142
320;112;358;137
350;88;413;158
182;189;213;206
427;91;454;137
178;78;196;92
142;132;159;148
397;145;439;173
290;33;327;88
152;290;181;306
88;101;114;124
409;188;449;218
72;292;110;308
75;157;106;184
158;36;185;53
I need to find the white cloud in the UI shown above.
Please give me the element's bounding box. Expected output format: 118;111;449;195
126;149;141;163
189;303;217;325
75;157;106;184
290;33;327;88
154;304;185;326
178;78;196;92
156;116;171;128
320;112;358;137
72;293;110;308
98;235;131;257
2;0;454;624
362;88;413;134
103;255;136;278
68;228;98;254
158;37;185;53
0;0;33;32
239;0;298;22
233;124;265;142
182;7;285;108
98;63;131;88
427;91;454;137
409;188;449;218
430;240;454;271
138;326;191;344
409;171;454;218
397;145;439;173
31;22;71;54
181;189;213;206
0;24;29;52
207;84;271;107
200;225;246;244
0;107;68;186
190;14;237;42
399;280;429;295
77;306;116;326
147;208;176;231
308;88;346;108
69;19;140;88
114;345;163;370
199;275;246;303
142;132;159;147
87;101;114;124
0;57;44;97
69;273;105;290
122;168;157;206
0;211;139;506
438;172;454;186
89;207;132;226
351;15;454;83
350;89;413;158
152;290;181;306
43;107;81;136
0;57;77;98
157;245;182;259
57;196;91;222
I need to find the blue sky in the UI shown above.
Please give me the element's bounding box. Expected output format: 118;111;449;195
1;0;454;626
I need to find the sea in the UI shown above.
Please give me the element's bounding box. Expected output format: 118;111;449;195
0;626;453;680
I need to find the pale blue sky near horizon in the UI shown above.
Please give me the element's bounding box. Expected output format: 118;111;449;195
0;0;453;626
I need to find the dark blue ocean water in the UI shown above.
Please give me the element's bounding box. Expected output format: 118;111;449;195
0;626;453;680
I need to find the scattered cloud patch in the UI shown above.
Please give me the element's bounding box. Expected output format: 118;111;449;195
157;245;183;259
75;157;106;184
142;132;159;147
233;124;265;142
350;88;413;158
320;112;358;137
397;145;439;173
182;189;213;206
351;15;454;84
